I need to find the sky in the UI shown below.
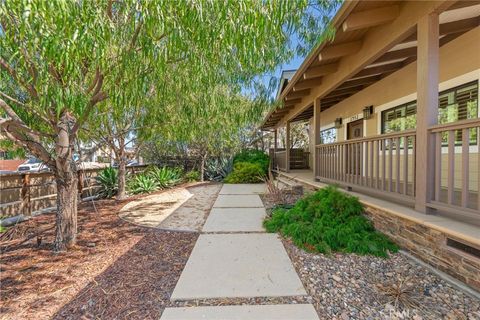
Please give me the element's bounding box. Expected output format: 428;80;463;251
258;3;341;100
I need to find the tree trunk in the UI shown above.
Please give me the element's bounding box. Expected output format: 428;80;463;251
200;153;207;182
54;172;78;252
53;111;78;252
117;153;127;200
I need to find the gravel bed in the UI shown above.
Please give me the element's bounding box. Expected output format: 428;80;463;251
169;296;312;308
283;238;480;320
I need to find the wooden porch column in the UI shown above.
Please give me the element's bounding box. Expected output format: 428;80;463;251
313;97;321;179
286;122;291;172
273;129;278;170
415;13;439;213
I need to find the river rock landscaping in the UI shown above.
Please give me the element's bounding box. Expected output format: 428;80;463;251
261;185;480;319
284;240;480;319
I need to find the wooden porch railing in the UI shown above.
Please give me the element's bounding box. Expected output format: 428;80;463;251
274;150;287;171
270;148;310;171
315;130;417;205
427;118;480;218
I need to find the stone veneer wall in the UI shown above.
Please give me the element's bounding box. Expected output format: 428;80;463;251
364;206;480;292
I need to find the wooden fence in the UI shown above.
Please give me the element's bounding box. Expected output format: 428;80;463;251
0;165;148;221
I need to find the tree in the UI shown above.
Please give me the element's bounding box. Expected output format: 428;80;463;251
0;1;165;250
1;0;337;251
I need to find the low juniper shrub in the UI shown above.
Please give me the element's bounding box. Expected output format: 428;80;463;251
264;186;398;258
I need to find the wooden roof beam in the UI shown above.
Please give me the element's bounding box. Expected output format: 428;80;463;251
285;89;310;100
342;5;400;32
337;75;382;90
401;16;480;43
303;63;338;79
375;47;417;64
353;61;404;79
318;41;362;62
293;78;322;91
325;85;365;98
283;98;302;106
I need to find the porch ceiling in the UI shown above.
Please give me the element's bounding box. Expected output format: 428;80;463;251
262;0;480;130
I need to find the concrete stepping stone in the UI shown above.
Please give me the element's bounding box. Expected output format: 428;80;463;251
161;304;319;320
202;208;266;232
213;194;264;208
220;184;266;195
170;233;307;300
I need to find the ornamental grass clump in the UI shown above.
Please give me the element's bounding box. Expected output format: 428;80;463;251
264;186;398;258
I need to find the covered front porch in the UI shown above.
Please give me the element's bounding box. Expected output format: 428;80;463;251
264;1;480;222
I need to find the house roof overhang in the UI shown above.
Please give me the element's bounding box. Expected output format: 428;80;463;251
261;0;480;130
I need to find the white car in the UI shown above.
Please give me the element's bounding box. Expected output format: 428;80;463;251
17;158;49;173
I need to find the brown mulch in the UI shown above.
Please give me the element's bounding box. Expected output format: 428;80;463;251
0;194;198;320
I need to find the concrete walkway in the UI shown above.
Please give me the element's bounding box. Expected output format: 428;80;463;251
162;184;319;320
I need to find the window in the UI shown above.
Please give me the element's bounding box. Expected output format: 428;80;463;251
382;101;417;133
381;81;479;144
320;127;336;144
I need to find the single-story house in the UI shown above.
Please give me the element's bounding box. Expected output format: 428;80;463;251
262;0;480;291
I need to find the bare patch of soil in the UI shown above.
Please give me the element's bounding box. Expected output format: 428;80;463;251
0;193;198;320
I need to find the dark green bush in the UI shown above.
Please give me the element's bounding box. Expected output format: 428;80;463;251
264;186;398;258
224;162;264;183
233;150;269;174
184;170;201;182
96;166;118;198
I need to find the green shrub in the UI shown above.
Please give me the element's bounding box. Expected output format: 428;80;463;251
128;174;158;194
233;150;269;174
205;157;233;181
224;162;264;183
264;186;398;258
96;167;118;198
147;166;182;188
185;170;201;182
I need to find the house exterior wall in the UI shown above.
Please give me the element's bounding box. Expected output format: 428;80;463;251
310;27;480;192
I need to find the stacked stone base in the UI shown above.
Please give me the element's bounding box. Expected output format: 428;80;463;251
364;206;480;292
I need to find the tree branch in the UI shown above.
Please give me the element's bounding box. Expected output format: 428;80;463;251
1;119;55;167
0;56;38;99
0;91;52;125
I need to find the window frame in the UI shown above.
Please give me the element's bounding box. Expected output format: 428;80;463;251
319;127;337;145
380;81;478;146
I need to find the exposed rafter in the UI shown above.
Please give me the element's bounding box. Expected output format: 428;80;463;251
326;85;365;98
375;47;417;64
337;75;382;90
318;41;362;61
293;78;322;91
283;98;302;106
401;16;480;43
353;61;404;79
303;63;338;79
285;89;310;100
342;5;400;32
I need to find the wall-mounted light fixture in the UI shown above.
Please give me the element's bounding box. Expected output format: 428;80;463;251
334;117;343;129
363;105;374;120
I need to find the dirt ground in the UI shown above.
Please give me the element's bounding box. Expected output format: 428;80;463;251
0;187;205;320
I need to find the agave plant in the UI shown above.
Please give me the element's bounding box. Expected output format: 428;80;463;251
147;166;183;188
205;157;233;181
96;167;118;198
127;174;158;194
